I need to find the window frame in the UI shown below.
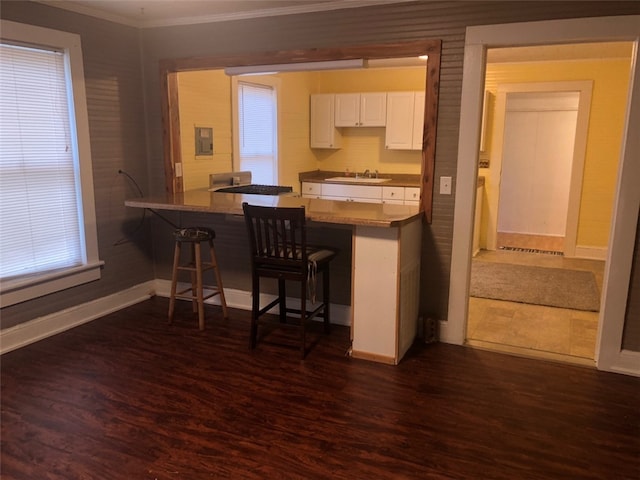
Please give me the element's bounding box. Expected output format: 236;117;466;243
0;20;102;308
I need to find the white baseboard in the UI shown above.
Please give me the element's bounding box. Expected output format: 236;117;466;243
1;280;351;355
599;349;640;377
0;281;156;355
153;279;352;327
573;245;608;261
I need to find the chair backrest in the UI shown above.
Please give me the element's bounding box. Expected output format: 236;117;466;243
242;202;308;273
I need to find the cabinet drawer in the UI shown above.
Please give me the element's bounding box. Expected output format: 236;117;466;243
322;183;382;200
302;182;322;196
404;188;420;202
382;186;404;201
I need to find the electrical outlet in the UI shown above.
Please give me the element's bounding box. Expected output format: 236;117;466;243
440;176;452;195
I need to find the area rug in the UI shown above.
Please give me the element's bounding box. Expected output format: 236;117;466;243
470;261;601;311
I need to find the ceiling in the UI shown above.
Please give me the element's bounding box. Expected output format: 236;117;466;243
37;0;409;28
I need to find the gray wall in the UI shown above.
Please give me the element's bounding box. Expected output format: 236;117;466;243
1;2;154;329
2;1;639;351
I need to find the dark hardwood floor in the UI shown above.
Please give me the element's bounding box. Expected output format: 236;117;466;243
1;297;639;480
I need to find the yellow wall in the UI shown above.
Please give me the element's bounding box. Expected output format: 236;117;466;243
178;66;427;191
177;70;233;191
275;71;318;190
311;66;426;174
480;57;631;249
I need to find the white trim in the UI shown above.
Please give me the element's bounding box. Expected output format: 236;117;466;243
573;246;608;261
603;350;640;377
0;281;156;354
448;16;640;377
0;261;104;308
154;279;352;327
0;20;101;305
0;279;351;355
36;0;413;29
485;81;592;257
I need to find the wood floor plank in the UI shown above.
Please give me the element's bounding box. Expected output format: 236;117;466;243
1;297;639;479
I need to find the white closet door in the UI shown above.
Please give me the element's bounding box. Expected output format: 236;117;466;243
497;92;578;237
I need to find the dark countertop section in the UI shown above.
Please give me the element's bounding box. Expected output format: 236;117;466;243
299;170;421;188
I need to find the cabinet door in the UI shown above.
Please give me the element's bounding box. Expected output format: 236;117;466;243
334;93;360;127
302;182;322;198
310;94;341;148
385;92;415;150
360;92;387;127
404;187;421;205
412;92;425;150
322;183;383;202
382;186;405;204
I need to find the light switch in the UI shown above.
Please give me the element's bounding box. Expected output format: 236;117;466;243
175;162;183;178
440;176;452;195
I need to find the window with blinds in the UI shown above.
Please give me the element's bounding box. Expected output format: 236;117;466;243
0;43;83;278
237;82;277;185
0;21;101;308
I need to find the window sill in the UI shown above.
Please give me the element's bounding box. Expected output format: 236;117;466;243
0;261;104;308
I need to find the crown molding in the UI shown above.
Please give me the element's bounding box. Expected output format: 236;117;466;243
37;1;412;29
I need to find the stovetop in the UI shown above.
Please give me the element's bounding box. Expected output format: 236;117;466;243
214;184;294;195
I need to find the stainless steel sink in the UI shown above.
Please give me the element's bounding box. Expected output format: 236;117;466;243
324;176;391;184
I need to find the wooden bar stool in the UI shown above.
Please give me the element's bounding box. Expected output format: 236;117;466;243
168;227;228;330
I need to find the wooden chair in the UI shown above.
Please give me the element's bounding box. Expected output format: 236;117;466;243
168;227;228;330
242;202;337;359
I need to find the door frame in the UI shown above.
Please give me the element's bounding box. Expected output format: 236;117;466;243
446;15;640;376
486;81;593;258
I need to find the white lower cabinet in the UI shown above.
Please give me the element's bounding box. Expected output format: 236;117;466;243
382;186;404;204
351;217;422;364
301;181;322;198
321;183;382;202
302;182;420;205
404;187;420;205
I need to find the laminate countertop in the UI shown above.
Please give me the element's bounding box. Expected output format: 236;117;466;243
125;188;422;228
299;170;421;188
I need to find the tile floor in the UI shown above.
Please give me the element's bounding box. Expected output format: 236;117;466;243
467;249;605;366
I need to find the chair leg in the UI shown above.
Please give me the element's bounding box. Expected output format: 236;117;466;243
189;244;198;315
278;278;287;323
323;265;331;334
208;239;228;319
168;241;181;324
194;242;205;331
250;274;260;350
300;281;307;360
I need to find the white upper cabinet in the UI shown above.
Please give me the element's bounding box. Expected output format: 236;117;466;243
310;94;342;149
385;91;425;150
335;92;387;127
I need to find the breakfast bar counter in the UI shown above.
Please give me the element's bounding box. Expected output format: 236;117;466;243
125;188;421;228
126;189;423;365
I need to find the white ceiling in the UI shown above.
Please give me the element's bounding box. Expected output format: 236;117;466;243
37;0;409;28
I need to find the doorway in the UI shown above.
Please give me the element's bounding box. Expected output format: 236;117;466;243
448;15;640;375
497;91;579;254
466;47;630;365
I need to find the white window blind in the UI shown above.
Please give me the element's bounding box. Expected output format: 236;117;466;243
0;42;84;279
238;82;277;185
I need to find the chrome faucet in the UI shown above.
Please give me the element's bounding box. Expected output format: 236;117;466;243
356;168;379;179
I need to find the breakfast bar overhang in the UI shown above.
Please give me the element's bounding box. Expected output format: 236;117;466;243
126;189;423;365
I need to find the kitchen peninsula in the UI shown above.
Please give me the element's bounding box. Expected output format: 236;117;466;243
126;189;422;364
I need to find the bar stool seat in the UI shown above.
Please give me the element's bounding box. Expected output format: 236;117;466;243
168;226;228;330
